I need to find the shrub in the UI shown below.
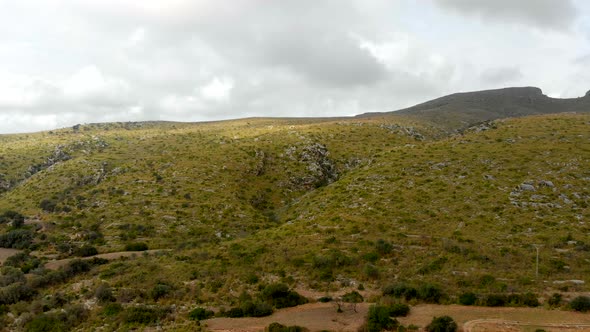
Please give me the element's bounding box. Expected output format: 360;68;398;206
226;307;244;318
267;322;307;332
241;301;273;317
125;242;149;251
458;292;477;306
547;293;562;308
151;283;172;301
103;303;123;316
426;316;457;332
0;266;26;287
0;211;25;225
389;303;410;317
189;307;214;321
318;296;332;303
383;283;418;301
26;314;65;332
0;282;36;305
418;284;444;303
260;283;307;309
124;306;169;325
483;294;506;307
39;199;58;212
75;245;98;257
342;291;364;303
4;252;41;273
365;305;398;332
0;229;34;249
95;283;114;303
570;296;590;312
375;239;393;255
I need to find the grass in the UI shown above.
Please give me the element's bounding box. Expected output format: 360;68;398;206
0;112;588;329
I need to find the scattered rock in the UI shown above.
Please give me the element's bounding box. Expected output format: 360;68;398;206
538;180;554;188
519;183;536;192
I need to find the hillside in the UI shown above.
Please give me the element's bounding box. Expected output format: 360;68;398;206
361;87;590;133
0;92;588;330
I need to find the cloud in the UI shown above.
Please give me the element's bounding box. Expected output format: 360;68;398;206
0;1;587;133
435;0;578;30
480;67;524;85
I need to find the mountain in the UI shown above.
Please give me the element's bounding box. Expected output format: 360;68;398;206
0;88;588;330
360;86;590;132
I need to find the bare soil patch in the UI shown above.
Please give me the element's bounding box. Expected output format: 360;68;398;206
398;304;590;332
0;248;20;264
44;249;167;270
205;302;369;332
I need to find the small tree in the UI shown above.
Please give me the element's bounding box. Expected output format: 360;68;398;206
342;291;363;312
570;296;590;312
426;316;457;332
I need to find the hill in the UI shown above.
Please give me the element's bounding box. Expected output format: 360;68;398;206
0;91;588;330
360;86;590;132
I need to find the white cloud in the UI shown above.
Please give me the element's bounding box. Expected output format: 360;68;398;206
200;77;234;102
0;0;587;133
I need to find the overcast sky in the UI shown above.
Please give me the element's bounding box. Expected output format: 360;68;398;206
1;0;589;134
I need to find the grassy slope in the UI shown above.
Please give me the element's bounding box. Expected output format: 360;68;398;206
0;113;588;329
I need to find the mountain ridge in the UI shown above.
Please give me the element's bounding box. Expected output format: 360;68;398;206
359;86;590;131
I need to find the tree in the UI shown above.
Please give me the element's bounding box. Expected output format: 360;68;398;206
570;296;590;312
342;291;364;312
426;316;457;332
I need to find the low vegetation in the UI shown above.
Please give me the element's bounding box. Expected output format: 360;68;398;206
0;99;588;329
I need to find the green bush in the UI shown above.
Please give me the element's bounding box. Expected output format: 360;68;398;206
389;303;410;317
189;307;214;321
342;291;363;303
426;316;457;332
75;245;98;257
0;211;25;225
418;284;444;303
4;252;41;273
260;283;307;309
103;303;123;316
383;283;417;301
151;283;172;301
266;322;307;332
0;229;34;249
124;306;169;325
241;301;273;317
95;283;114;303
570;296;590;312
0;266;26;287
26;314;66;332
0;282;36;305
547;293;562;307
458;292;477;305
39;199;58;212
125;242;149;251
365;305;398;332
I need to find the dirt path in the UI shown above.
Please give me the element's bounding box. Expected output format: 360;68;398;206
44;249;168;270
206;303;590;332
205;302;369;332
398;305;590;332
0;248;21;264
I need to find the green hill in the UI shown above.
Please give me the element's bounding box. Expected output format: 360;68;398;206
0;89;588;330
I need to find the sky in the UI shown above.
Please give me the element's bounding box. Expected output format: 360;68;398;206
0;0;589;134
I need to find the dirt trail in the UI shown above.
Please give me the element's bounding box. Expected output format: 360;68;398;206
205;302;369;332
398;305;590;332
0;248;21;264
44;249;168;270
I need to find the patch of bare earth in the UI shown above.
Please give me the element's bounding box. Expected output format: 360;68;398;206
44;249;167;270
398;304;590;332
205;302;369;332
0;248;20;264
